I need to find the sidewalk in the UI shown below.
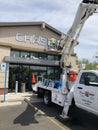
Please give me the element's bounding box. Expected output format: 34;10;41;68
0;92;33;107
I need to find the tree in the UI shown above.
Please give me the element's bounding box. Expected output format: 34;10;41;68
79;58;98;70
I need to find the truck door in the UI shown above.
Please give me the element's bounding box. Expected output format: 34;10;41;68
74;72;98;115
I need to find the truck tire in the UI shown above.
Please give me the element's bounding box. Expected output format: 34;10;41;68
43;91;51;106
37;88;43;98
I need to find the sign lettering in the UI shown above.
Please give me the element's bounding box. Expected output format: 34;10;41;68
16;33;48;45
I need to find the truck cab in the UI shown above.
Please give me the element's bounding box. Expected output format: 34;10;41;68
74;70;98;115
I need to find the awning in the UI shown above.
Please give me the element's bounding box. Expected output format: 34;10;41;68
3;56;60;66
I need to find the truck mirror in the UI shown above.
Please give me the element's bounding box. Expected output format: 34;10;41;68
84;77;90;85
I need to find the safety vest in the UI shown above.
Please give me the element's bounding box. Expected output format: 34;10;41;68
50;38;56;44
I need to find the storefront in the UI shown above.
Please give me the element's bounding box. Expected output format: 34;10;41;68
8;50;61;92
0;22;78;94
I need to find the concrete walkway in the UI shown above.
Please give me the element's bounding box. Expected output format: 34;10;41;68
0;92;33;107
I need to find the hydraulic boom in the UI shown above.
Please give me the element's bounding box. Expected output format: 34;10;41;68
60;1;98;69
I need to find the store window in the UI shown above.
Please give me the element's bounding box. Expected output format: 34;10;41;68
20;51;29;58
48;55;54;60
54;68;60;80
9;63;61;92
39;53;47;60
30;66;46;71
54;55;60;60
20;65;30;80
47;67;54;79
11;50;20;57
11;50;60;62
30;52;38;59
30;65;47;80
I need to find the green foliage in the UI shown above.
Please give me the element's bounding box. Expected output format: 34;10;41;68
79;58;98;70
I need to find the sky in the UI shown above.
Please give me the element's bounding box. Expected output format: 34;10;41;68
0;0;98;61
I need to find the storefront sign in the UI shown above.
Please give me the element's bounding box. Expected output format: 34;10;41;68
16;33;48;45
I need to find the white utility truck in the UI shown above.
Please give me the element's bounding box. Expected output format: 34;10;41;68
35;0;98;119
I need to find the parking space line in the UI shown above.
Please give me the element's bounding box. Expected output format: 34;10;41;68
24;98;67;130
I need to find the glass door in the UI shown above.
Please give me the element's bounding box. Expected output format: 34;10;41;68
9;64;20;92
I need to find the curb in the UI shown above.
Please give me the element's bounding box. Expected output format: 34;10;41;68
0;101;22;107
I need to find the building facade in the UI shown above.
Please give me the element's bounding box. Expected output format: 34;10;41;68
0;22;78;94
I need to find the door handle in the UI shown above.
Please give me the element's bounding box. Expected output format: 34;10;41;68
77;87;83;89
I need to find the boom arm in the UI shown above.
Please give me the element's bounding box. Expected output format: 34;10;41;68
60;1;98;69
60;1;98;119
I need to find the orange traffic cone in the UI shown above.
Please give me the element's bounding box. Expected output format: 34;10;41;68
32;73;36;83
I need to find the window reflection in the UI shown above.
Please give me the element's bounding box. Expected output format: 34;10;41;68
30;52;38;58
55;55;60;60
21;51;29;58
11;50;60;61
39;53;47;60
30;66;47;71
48;55;54;60
47;67;54;79
55;68;60;80
11;50;19;57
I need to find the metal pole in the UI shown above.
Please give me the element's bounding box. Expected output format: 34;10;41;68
15;81;18;94
4;63;7;102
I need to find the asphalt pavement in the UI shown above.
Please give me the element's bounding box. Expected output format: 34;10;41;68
0;92;98;130
0;94;67;130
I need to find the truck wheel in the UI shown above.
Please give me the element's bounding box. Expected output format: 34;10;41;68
43;91;51;106
37;88;43;98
